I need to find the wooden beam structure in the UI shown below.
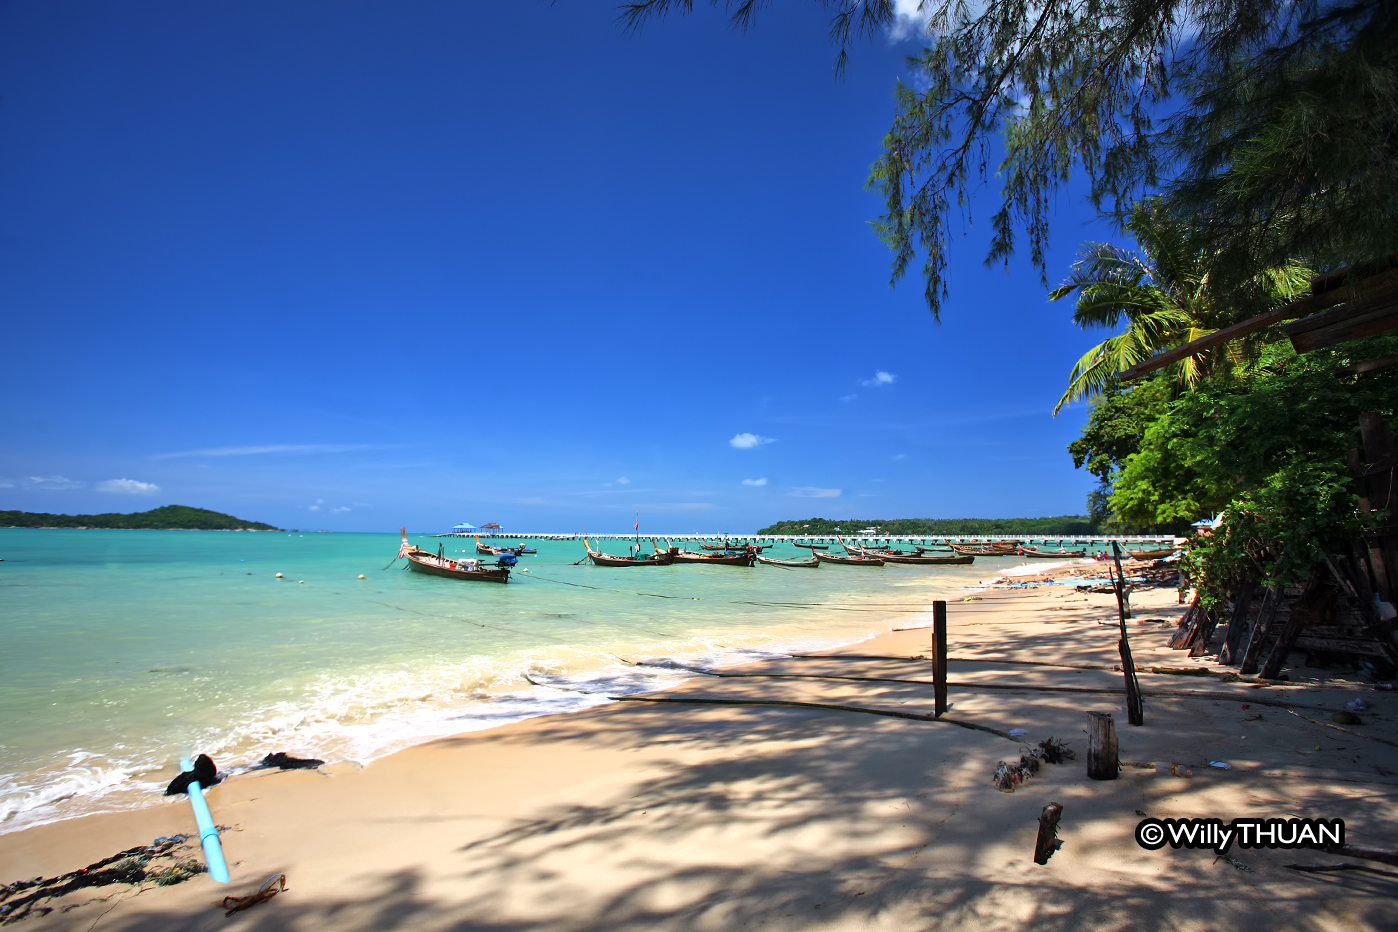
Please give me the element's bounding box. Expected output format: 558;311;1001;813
1119;267;1398;381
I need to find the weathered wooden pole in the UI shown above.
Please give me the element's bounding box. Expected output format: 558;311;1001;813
1238;585;1280;675
1111;543;1144;725
1086;712;1118;780
1033;802;1064;865
932;600;948;718
1217;579;1253;666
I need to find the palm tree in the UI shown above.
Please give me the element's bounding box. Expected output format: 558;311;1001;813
1050;200;1309;414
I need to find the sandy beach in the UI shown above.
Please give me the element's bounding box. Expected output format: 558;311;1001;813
2;575;1395;931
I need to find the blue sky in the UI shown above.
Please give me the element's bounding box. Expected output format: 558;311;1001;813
0;1;1121;533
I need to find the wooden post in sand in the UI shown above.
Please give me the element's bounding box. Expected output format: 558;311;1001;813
1033;802;1064;864
932;600;948;718
1111;543;1144;726
1086;711;1119;780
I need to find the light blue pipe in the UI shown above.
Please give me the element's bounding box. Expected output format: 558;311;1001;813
180;758;230;883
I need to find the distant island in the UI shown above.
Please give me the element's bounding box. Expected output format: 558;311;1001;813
757;516;1098;536
0;505;280;531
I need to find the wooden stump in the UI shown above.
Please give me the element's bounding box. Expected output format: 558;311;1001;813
1033;802;1064;865
932;600;948;718
1087;712;1118;781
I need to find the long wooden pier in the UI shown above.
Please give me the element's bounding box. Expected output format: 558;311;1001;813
437;532;1179;545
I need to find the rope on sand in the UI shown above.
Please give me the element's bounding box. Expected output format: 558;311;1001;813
609;694;1018;740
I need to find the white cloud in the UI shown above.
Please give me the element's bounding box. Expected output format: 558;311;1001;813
96;478;160;495
0;478;13;488
840;393;858;402
861;371;897;387
791;487;842;498
741;478;768;486
27;476;85;490
151;444;377;460
308;505;321;511
616;476;631;485
729;432;774;449
331;506;351;513
888;0;934;40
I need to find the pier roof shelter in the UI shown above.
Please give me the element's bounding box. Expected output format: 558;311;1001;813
452;522;480;533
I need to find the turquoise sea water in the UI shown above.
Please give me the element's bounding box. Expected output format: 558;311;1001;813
0;529;1030;834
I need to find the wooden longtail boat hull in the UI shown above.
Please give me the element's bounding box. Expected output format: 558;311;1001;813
793;543;829;550
878;554;974;565
1126;548;1178;559
756;555;820;567
670;550;756;566
406;551;511;583
815;552;884;566
587;550;673;567
1018;548;1088;558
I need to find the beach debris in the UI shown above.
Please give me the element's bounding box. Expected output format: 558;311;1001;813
993;754;1040;792
222;873;288;917
1209;761;1231;769
1033;802;1064;865
1154;762;1193;777
165;754;220;796
1332;711;1363;725
1036;738;1076;764
1347;698;1370;712
0;835;208;924
993;738;1074;791
1008;728;1029;737
258;752;325;771
1216;853;1254;872
1086;711;1119;781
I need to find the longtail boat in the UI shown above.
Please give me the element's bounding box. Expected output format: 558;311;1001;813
878;553;975;565
793;542;829;550
1018;547;1088;558
700;541;768;552
915;545;956;553
815;551;884;566
756;554;819;568
1126;548;1179;559
948;542;1017;556
400;529;511;583
475;536;533;556
584;539;674;567
668;548;756;566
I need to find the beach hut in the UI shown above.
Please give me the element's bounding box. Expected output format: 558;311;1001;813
452;522;480;537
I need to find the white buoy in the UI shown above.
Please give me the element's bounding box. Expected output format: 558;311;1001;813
275;573;283;578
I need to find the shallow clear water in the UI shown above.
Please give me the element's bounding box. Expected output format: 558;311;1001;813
0;529;1027;834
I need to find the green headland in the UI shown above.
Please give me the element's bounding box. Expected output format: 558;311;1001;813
0;505;279;531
